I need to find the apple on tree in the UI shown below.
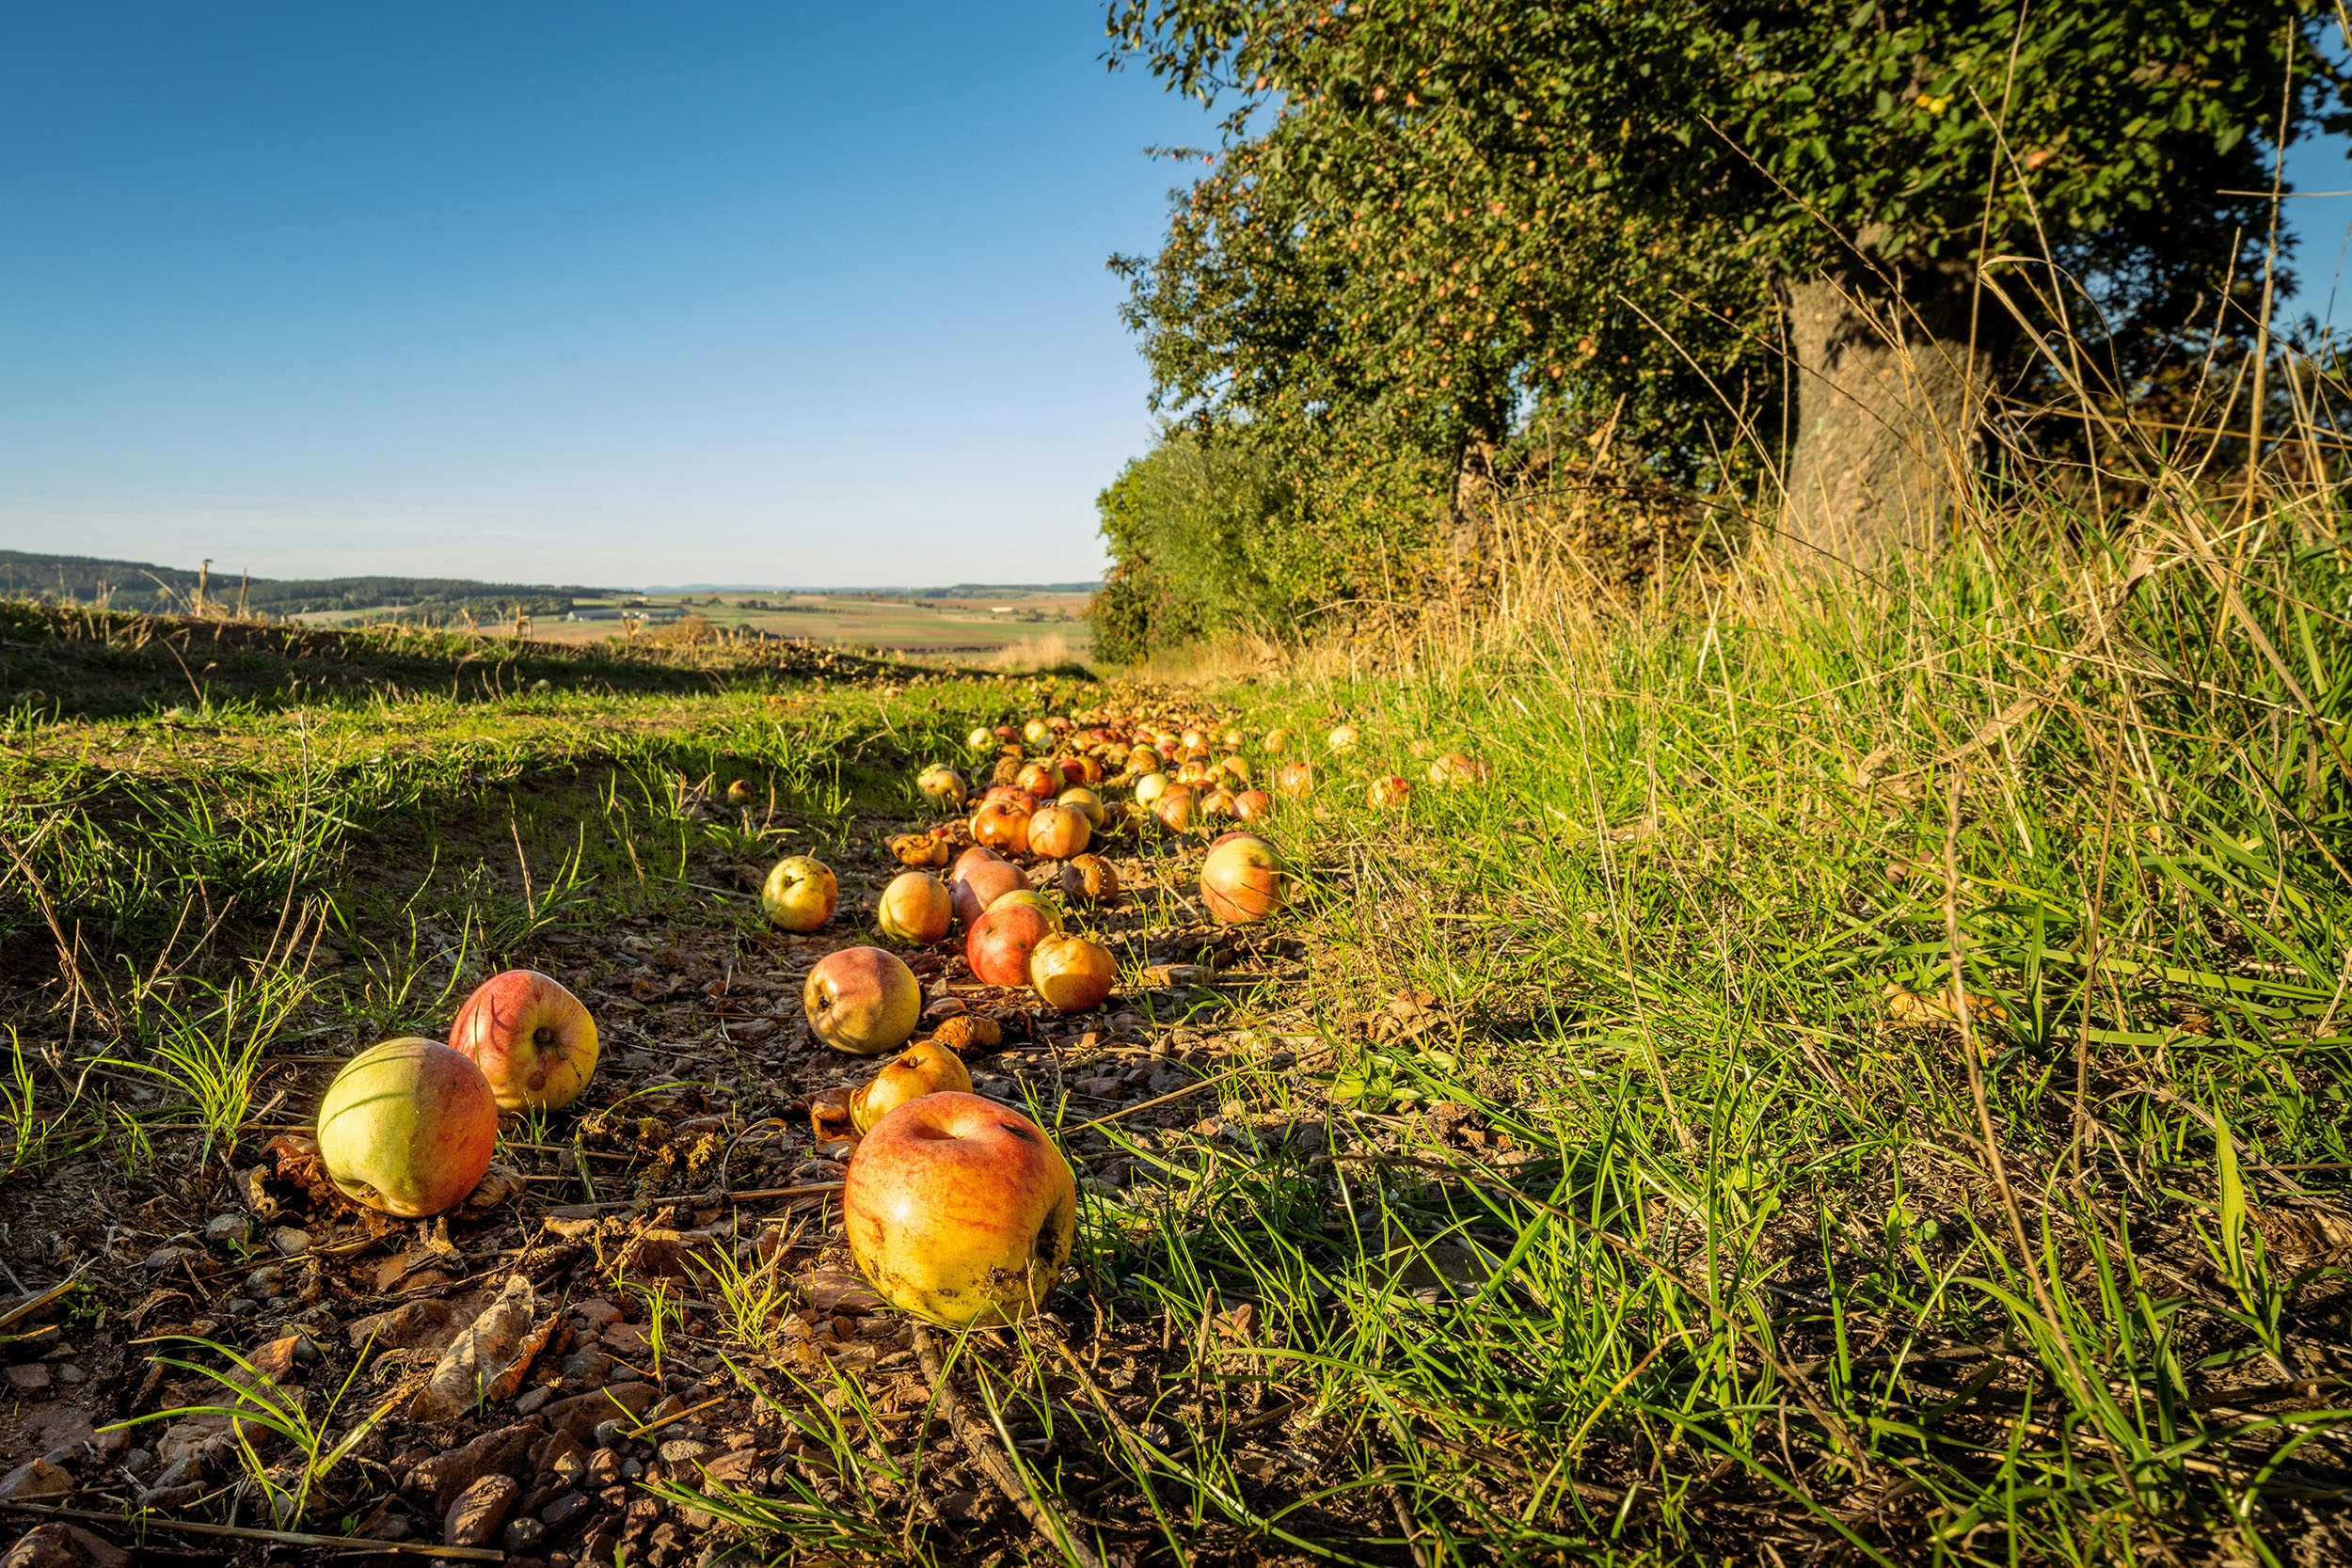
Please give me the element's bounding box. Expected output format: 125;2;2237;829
845;1091;1076;1325
761;856;838;931
317;1038;499;1217
804;946;923;1054
449;969;599;1111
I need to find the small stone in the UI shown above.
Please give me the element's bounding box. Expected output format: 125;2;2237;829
540;1491;594;1528
246;1266;284;1297
120;1449;152;1479
696;1449;755;1484
54;1364;84;1385
225;1298;261;1319
137;1246;190;1275
621;1458;644;1481
0;1523;128;1568
503;1518;548;1553
656;1439;710;1465
586;1449;622;1486
444;1474;521;1548
0;1457;72;1499
1077;1075;1125;1099
572;1297;623;1329
268;1227;311;1257
6;1363;53;1394
203;1213;251;1247
936;1489;986;1523
515;1386;554;1416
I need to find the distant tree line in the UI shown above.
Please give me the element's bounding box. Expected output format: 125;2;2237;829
0;550;622;621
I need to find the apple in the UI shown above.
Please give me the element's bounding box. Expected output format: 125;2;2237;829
725;779;755;804
449;969;599;1112
1057;786;1105;827
316;1038;498;1218
953;845;1005;879
990;888;1064;927
982;784;1042;812
1368;774;1414;808
1055;755;1101;786
1180;729;1206;752
1152;785;1199;833
1217;755;1252;784
994;724;1018;742
889;832;952;868
1327;723;1359;752
966;726;997;752
1025;804;1090;860
971;798;1034;853
1024;720;1054;747
950;856;1028;928
1059;853;1120;905
1030;933;1118;1012
761;856;838;931
1135;772;1172;806
849;1039;973;1134
1200;789;1238;819
1016;762;1059;798
1263;728;1292;753
967;899;1054;988
1274;761;1315;799
878;872;954;944
1232;789;1273;821
844;1091;1076;1326
804;946;923;1055
1125;745;1159;773
1200;834;1286;926
917;766;969;810
1429;752;1491;787
1221;727;1244;747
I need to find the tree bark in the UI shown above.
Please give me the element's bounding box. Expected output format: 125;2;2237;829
1778;258;1998;572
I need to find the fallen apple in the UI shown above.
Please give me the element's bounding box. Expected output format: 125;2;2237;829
966;726;997;752
1152;785;1199;833
1274;761;1315;799
950;856;1028;928
449;969;599;1112
725;779;756;804
1059;853;1120;905
1057;786;1105;827
316;1037;498;1218
889;832;952;868
1025;804;1090;860
1200;788;1238;819
1327;723;1359;752
850;1038;974;1134
971;798;1034;853
1016;762;1059;798
1429;752;1491;787
967;899;1054;988
990;889;1064;928
1200;833;1286;926
1030;933;1118;1012
1263;728;1292;753
761;856;838;931
1232;788;1273;821
804;946;924;1055
918;766;970;810
844;1091;1076;1326
1134;772;1171;806
1368;775;1414;808
1024;720;1054;747
878;872;955;944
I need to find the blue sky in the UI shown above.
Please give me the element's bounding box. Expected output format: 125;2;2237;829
0;8;2346;590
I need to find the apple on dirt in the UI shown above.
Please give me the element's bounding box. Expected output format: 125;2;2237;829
1368;775;1414;809
449;968;599;1111
1152;785;1199;833
845;1091;1077;1326
888;832;952;868
949;852;1028;928
1025;804;1090;860
1056;787;1105;827
1058;853;1120;905
966;898;1055;988
1030;933;1118;1012
1016;762;1059;798
917;765;970;810
804;946;924;1055
878;872;955;944
849;1038;973;1134
317;1037;499;1217
761;856;838;931
1134;772;1171;806
971;798;1034;854
1200;833;1286;926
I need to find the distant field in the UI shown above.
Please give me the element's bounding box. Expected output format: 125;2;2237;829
296;588;1094;658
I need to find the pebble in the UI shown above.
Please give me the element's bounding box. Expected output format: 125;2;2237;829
443;1475;520;1548
0;1523;128;1568
268;1227;311;1257
204;1213;252;1247
586;1449;622;1486
540;1491;594;1528
225;1299;260;1319
514;1386;553;1416
0;1458;72;1500
657;1439;711;1465
503;1518;548;1553
120;1449;152;1480
54;1365;83;1385
138;1246;190;1275
572;1297;623;1329
591;1418;630;1449
5;1364;51;1394
246;1266;284;1297
620;1458;644;1481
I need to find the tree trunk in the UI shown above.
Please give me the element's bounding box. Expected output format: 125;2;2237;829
1778;258;1997;572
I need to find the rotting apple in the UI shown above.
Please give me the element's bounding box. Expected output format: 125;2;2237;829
949;855;1028;928
1025;804;1090;860
966;899;1055;988
317;1037;499;1218
1429;752;1491;787
449;969;599;1112
1327;723;1360;752
725;779;756;804
1263;728;1292;753
878;872;955;944
1029;933;1118;1012
971;798;1034;854
1200;833;1286;926
1200;788;1238;820
1016;762;1059;798
1274;761;1315;799
761;856;838;932
803;946;923;1055
1232;789;1273;821
849;1038;974;1135
888;832;952;868
917;766;970;810
1058;853;1120;905
844;1091;1076;1326
1368;774;1414;809
1152;785;1199;833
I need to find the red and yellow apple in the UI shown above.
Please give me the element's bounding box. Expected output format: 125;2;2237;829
878;872;955;944
1232;789;1273;821
1368;774;1414;808
1025;804;1090;860
1263;728;1292;753
1152;785;1199;833
1327;723;1359;752
761;856;838;932
844;1091;1076;1326
971;798;1033;853
449;969;599;1112
1030;934;1118;1012
1274;762;1315;799
803;946;923;1055
950;855;1028;928
849;1038;973;1134
917;766;969;810
316;1038;498;1218
1016;762;1059;798
1200;834;1286;926
966;899;1054;988
1429;752;1491;787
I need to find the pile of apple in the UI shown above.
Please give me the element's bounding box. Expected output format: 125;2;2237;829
314;968;599;1219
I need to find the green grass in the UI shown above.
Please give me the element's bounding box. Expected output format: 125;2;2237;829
2;520;2346;1563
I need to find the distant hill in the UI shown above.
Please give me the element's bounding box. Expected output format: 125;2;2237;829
0;549;625;621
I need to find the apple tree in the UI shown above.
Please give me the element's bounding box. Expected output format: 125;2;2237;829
1106;0;2345;571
